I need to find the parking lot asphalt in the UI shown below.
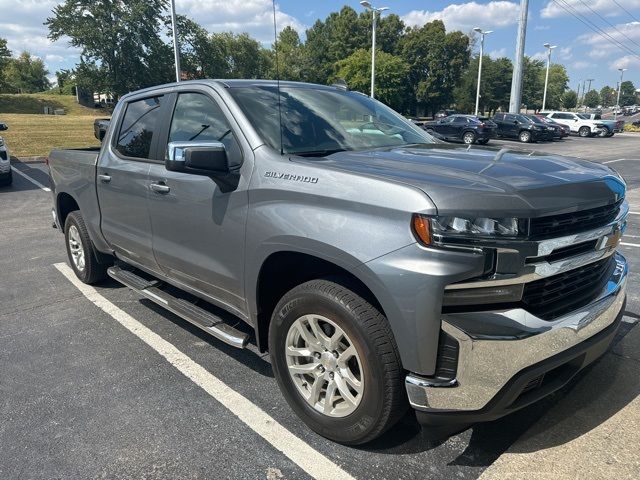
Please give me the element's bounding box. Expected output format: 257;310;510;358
1;135;639;480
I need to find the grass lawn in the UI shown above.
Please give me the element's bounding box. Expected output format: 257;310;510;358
0;93;106;157
1;114;101;157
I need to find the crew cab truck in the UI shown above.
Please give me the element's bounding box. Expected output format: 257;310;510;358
48;80;629;445
541;111;606;137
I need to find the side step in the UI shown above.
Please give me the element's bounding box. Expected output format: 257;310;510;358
107;266;249;349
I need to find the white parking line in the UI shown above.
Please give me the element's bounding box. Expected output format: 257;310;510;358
621;242;640;248
54;262;354;480
630;212;640;216
11;166;51;192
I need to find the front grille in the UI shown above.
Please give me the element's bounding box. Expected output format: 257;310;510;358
521;256;616;320
529;200;622;239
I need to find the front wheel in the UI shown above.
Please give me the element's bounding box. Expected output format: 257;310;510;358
578;126;591;137
269;279;406;445
598;127;610;137
462;131;476;144
519;130;532;143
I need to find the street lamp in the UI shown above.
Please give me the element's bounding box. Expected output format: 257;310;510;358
615;68;627;120
541;43;556;111
360;1;389;98
473;27;493;116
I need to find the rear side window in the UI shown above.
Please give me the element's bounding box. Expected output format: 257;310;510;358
453;116;467;124
116;96;163;159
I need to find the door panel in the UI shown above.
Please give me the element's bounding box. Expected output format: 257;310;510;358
147;91;249;314
98;95;165;270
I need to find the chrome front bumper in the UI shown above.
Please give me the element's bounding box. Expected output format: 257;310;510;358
406;252;627;412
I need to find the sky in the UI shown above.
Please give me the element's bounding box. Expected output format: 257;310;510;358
2;0;640;92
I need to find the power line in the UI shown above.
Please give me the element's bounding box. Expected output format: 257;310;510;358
611;0;640;23
551;0;640;61
577;0;640;50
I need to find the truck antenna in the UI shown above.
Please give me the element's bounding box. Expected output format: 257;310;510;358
272;0;284;155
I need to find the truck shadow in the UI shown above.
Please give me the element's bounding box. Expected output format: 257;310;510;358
362;317;639;466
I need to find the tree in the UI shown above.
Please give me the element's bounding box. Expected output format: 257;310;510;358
453;55;513;115
270;26;305;81
599;86;616;107
619;80;637;106
2;52;50;93
562;90;578;109
400;20;470;115
46;0;174;97
0;37;11;92
583;89;600;108
544;64;569;110
521;57;544;110
52;69;76;95
335;49;410;110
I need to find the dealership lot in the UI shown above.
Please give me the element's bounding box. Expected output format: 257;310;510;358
1;137;639;479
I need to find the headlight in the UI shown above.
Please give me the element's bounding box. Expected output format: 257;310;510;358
412;214;525;245
0;138;4;147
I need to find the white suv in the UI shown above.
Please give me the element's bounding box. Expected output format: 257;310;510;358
0;122;11;186
542;111;605;137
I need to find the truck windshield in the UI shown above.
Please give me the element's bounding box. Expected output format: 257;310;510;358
228;86;435;156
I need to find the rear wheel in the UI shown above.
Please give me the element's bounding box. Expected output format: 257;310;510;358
269;279;406;445
462;131;476;144
64;211;109;284
598;127;610;137
519;130;532;143
578;126;591;137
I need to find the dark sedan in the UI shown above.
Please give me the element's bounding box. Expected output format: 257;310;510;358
422;115;496;145
534;114;570;138
524;114;564;140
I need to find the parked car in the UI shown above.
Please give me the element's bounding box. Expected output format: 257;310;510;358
0;122;11;186
523;114;563;140
422;114;496;144
93;118;111;142
492;113;553;142
434;109;456;119
534;114;570;138
578;113;623;137
541;111;606;137
48;80;629;445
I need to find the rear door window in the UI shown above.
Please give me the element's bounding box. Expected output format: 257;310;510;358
116;96;163;159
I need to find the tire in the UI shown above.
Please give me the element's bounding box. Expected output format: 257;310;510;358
64;211;109;284
598;127;610;138
519;130;532;143
578;126;591;137
462;131;476;144
477;139;489;145
269;279;406;445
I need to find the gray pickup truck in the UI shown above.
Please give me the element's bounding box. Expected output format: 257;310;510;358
48;80;629;445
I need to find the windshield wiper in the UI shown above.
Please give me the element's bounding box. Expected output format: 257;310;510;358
290;148;348;157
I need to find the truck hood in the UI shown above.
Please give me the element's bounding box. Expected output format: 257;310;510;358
298;144;626;217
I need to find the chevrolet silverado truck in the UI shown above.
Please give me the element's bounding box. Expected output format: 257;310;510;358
541;111;606;137
48;80;629;445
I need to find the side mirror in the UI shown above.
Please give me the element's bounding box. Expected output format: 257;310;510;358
166;141;229;175
0;123;8;131
513;120;519;125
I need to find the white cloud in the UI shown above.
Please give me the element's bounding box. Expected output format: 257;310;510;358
558;46;573;60
176;0;305;43
402;1;520;33
572;60;595;69
541;0;640;19
534;25;550;31
488;48;507;59
588;48;610;59
610;55;640;70
531;51;547;61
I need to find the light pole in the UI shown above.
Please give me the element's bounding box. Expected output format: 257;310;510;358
509;0;529;113
170;0;181;82
615;68;627;119
473;28;493;116
360;1;389;98
541;43;556;111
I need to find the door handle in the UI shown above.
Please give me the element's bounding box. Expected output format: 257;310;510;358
98;174;111;183
150;182;170;194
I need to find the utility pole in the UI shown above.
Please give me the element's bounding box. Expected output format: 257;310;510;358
586;78;594;93
509;0;529;113
474;28;493;116
542;43;556;111
170;0;181;82
615;68;627;120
